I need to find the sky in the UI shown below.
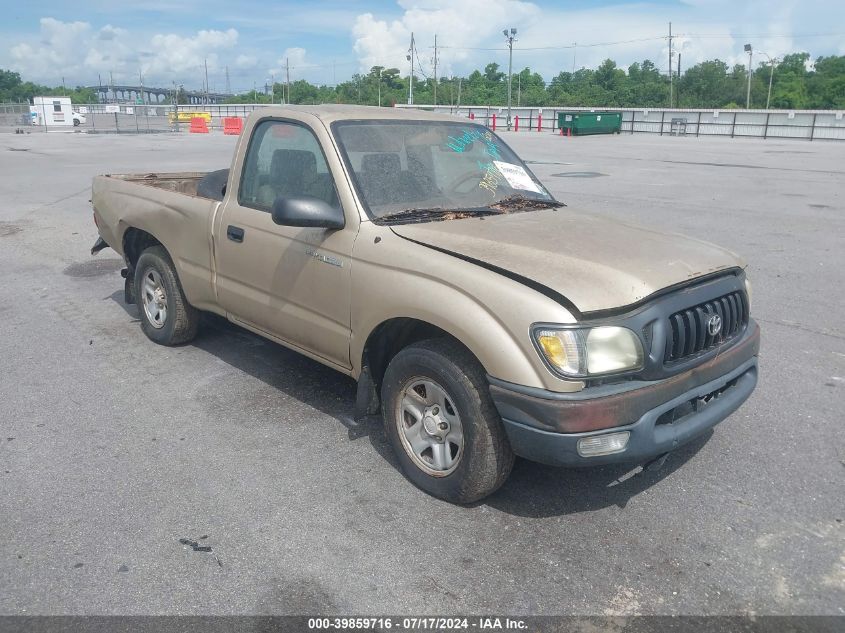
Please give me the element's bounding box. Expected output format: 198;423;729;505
1;0;843;93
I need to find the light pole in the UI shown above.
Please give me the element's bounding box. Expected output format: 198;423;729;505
757;52;776;110
744;43;753;109
406;32;415;105
503;27;517;130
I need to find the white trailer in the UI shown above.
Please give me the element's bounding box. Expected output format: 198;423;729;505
30;97;85;127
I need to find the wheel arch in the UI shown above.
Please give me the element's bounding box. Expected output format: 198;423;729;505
354;317;488;420
122;226;167;271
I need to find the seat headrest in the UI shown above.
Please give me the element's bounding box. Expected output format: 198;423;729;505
270;149;317;186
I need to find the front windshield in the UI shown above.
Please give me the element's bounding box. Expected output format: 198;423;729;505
333;120;556;220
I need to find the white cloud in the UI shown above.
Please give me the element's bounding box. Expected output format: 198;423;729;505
236;54;258;69
146;28;238;76
350;0;845;80
269;47;309;79
7;18;238;87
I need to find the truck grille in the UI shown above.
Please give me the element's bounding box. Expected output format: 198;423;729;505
664;291;748;363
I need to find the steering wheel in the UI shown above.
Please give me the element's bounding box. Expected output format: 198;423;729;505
445;170;483;195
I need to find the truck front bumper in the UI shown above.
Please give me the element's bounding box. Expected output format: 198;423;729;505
490;320;760;467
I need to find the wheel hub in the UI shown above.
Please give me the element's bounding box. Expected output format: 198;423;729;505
422;406;449;439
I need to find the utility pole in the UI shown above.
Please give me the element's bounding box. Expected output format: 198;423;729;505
572;42;577;74
433;34;438;106
456;77;462;110
766;56;775;110
668;22;673;108
744;43;753;108
406;32;415;105
286;57;291;105
517;73;521;107
62;76;66;94
503;27;517;130
225;66;231;95
676;53;681;105
98;73;103;104
204;58;209;105
139;70;144;104
378;67;382;107
110;71;114;104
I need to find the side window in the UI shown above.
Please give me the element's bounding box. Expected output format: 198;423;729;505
239;120;338;211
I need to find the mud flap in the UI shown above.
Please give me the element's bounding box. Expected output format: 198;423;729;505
90;237;109;255
353;364;380;421
122;268;136;304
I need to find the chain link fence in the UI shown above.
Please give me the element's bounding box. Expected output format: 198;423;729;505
4;102;844;140
1;103;271;134
398;104;845;141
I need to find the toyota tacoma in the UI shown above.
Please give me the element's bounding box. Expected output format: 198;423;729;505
90;105;760;503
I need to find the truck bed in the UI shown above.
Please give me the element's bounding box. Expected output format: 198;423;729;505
104;172;210;198
92;171;225;312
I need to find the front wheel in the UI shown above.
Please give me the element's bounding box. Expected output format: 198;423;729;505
381;339;514;503
134;246;199;345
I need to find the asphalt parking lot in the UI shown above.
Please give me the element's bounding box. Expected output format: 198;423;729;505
0;127;843;616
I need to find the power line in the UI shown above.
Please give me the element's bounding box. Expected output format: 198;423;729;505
439;35;667;51
679;32;844;39
413;41;431;80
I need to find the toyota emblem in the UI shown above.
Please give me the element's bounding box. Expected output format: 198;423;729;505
707;314;722;336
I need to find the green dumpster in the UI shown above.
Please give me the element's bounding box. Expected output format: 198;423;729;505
557;111;622;135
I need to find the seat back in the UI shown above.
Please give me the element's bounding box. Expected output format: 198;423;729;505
359;152;403;205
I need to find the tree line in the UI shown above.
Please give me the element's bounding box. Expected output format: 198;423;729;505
3;52;844;109
226;53;844;110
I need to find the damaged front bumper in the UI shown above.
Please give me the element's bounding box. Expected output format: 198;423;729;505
490;320;760;467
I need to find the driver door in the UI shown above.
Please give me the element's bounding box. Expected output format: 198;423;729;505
214;119;355;369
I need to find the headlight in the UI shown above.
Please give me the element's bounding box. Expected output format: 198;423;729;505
534;326;644;378
744;277;752;309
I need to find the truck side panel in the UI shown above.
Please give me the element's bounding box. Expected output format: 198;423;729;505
92;175;222;313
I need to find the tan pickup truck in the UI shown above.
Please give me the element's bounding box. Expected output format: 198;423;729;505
91;105;760;503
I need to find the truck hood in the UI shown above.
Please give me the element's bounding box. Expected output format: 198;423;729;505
390;208;744;315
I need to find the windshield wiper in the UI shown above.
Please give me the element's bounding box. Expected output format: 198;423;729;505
489;194;565;211
375;206;503;225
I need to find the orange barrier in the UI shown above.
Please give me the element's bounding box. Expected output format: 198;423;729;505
223;117;243;135
189;117;209;134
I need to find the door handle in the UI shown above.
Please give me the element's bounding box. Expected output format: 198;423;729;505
226;225;244;243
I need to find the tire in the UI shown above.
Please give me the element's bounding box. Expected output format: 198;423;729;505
73;119;80;127
134;245;199;345
381;339;514;503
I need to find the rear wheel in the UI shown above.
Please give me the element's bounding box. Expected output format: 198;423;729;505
134;246;198;345
381;339;514;503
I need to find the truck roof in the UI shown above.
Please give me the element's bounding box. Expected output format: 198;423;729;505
250;104;463;124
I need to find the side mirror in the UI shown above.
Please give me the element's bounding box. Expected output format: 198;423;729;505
271;196;344;229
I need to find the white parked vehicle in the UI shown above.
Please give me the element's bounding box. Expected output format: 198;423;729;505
72;111;86;126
